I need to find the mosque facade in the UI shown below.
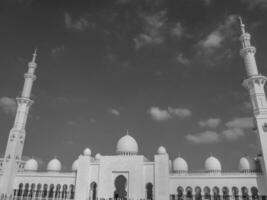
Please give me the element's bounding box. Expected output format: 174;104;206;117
0;19;267;200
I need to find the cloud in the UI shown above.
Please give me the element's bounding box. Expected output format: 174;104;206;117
241;0;267;10
149;107;191;121
199;118;221;129
149;107;171;121
51;45;66;57
170;22;184;39
197;15;237;51
134;11;167;49
203;0;212;6
175;53;191;65
0;97;17;115
222;128;245;141
185;131;220;144
64;12;90;32
225;117;254;129
109;108;120;116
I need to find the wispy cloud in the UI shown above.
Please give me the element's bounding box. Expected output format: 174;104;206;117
241;0;267;10
170;22;184;39
64;12;91;32
225;117;254;129
149;107;191;121
0;97;17;116
109;108;120;116
199;118;221;129
185;131;220;144
134;11;167;49
175;53;191;65
51;45;66;57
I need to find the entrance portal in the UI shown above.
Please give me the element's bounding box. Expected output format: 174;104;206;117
114;175;127;200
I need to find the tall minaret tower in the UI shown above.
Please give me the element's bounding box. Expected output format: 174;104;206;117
239;17;267;188
0;50;38;196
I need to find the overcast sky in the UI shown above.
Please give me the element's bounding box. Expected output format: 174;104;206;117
0;0;267;172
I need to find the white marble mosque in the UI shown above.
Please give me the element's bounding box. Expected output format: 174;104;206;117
0;18;267;200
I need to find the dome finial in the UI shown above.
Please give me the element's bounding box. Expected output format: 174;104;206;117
238;16;246;35
126;129;129;135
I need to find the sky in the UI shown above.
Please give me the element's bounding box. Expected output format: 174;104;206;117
0;0;267;172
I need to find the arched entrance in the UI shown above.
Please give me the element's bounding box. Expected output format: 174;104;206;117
90;182;97;200
114;175;127;200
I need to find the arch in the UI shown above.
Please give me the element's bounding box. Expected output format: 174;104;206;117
90;182;97;200
241;187;249;200
251;187;259;200
23;183;29;197
17;183;23;197
146;183;153;200
69;184;75;199
195;187;202;200
177;186;184;200
232;187;239;200
42;184;48;198
35;184;42;198
55;184;61;198
114;175;127;200
48;184;54;198
222;187;230;200
213;187;220;200
29;184;35;198
62;184;68;199
186;187;193;200
204;187;211;200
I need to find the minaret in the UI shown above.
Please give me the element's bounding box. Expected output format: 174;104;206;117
0;50;38;196
239;17;267;188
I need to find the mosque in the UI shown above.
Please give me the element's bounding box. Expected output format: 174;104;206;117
1;18;267;200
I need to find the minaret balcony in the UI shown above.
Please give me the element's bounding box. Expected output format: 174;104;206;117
240;46;256;56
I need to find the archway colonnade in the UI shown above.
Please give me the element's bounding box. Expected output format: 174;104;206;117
171;186;262;200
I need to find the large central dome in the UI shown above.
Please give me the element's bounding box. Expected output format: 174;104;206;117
116;134;138;155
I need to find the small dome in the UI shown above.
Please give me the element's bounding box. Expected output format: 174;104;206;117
47;158;62;172
72;159;78;171
239;156;256;172
95;153;101;160
158;146;167;154
83;148;92;156
173;157;188;173
24;158;38;171
116;134;138;155
205;156;222;173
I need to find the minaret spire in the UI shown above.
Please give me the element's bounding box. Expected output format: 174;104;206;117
238;16;246;35
0;49;38;196
240;17;267;190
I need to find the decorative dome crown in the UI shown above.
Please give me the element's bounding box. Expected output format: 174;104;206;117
116;134;138;155
95;153;101;160
25;158;38;171
47;158;62;172
157;146;167;154
83;148;92;156
72;159;78;171
173;156;188;173
205;156;222;173
239;156;256;172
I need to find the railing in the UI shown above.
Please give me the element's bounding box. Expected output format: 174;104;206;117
169;195;265;200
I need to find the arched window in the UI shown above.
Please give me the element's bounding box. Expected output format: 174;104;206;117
23;183;29;197
62;185;68;199
42;184;48;198
177;186;184;200
222;187;229;200
29;184;35;198
69;185;75;199
251;187;259;200
90;182;97;200
195;187;202;200
186;187;193;200
17;183;23;197
55;184;61;199
204;187;211;200
241;187;249;200
35;184;42;198
232;187;239;200
146;183;153;200
213;187;220;200
48;184;54;198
